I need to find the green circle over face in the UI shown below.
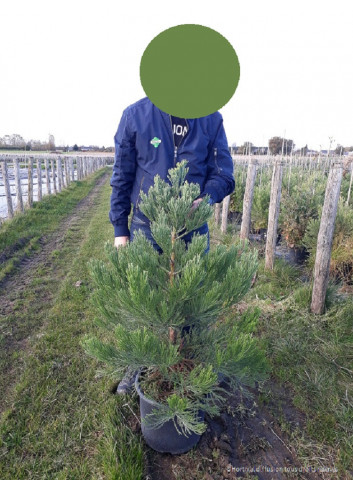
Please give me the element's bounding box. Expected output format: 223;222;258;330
140;24;240;118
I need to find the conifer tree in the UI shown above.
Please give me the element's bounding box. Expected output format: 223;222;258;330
83;160;268;436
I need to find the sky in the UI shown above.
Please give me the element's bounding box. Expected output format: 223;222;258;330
1;0;352;151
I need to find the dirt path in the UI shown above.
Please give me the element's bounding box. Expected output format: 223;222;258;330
0;171;110;295
0;171;110;414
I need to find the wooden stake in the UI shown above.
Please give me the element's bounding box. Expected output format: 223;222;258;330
311;161;343;315
240;159;258;240
265;158;284;270
221;195;231;234
214;202;221;227
346;161;353;206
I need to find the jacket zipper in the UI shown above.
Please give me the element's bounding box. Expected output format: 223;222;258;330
170;115;189;166
214;147;221;174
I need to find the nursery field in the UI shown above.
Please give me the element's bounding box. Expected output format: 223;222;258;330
0;163;352;480
230;155;353;286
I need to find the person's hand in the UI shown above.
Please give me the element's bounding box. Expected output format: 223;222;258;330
187;197;203;218
114;236;129;249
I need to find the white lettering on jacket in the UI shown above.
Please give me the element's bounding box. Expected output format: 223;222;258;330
172;124;188;137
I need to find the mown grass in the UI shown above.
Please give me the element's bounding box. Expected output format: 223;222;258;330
0;171;144;479
0;169;111;401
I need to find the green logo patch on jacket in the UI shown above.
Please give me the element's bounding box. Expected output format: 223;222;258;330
150;137;162;148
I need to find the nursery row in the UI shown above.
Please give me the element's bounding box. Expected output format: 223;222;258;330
224;157;353;286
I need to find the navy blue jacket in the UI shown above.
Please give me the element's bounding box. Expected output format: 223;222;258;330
109;97;235;237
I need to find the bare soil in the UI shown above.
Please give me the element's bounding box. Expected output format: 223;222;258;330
137;379;325;480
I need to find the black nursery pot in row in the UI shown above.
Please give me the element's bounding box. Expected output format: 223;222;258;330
135;373;204;455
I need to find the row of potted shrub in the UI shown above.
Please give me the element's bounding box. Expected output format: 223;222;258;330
229;166;353;283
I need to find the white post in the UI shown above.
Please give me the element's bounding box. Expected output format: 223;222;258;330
37;158;42;201
45;158;51;195
1;160;14;219
14;157;24;213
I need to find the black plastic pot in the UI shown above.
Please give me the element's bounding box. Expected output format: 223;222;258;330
257;228;267;240
228;211;242;224
135;374;204;454
288;246;309;265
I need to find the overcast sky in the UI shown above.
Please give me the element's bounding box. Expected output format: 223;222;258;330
1;0;352;150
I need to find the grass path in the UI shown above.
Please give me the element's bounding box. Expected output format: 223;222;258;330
0;170;109;414
0;168;144;479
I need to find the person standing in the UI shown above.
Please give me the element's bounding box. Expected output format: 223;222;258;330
109;96;235;255
109;97;235;394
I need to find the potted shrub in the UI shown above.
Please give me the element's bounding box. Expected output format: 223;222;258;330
83;160;269;454
279;173;325;263
251;180;271;240
229;166;246;225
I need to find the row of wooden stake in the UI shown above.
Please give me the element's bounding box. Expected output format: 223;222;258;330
215;158;344;315
1;155;112;220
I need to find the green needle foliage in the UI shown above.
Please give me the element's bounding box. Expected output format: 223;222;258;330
83;160;269;437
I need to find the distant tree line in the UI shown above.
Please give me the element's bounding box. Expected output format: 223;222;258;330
232;137;353;156
0;134;114;152
233;138;294;156
0;134;55;151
